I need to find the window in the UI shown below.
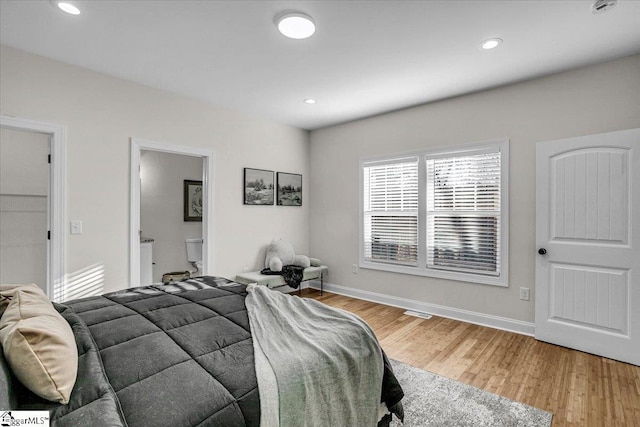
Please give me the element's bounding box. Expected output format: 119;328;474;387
363;158;419;266
360;140;509;286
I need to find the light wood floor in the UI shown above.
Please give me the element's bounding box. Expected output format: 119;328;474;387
301;289;640;427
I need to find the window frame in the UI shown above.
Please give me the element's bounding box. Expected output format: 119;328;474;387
359;139;509;287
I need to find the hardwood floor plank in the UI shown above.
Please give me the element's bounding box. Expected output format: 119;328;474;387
300;289;640;426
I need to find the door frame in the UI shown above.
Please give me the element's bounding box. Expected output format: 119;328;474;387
0;114;66;299
129;138;215;286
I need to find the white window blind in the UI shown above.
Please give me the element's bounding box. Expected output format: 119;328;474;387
363;159;418;266
426;151;501;275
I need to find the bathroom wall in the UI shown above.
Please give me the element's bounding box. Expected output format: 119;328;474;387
140;150;203;282
0;127;49;292
0;45;310;295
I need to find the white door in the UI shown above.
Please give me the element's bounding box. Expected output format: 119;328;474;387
535;128;640;366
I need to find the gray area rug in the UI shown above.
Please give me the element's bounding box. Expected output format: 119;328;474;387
389;360;553;427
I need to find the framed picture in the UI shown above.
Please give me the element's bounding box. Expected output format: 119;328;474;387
184;180;203;221
244;168;274;205
277;172;302;206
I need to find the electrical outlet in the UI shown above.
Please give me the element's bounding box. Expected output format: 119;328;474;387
520;287;530;301
352;263;359;274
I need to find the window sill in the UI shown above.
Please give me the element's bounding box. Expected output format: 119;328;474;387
359;261;508;287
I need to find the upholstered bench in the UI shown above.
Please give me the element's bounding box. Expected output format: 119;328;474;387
235;265;327;295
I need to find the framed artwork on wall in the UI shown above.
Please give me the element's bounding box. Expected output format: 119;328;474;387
244;168;274;205
277;172;302;206
184;180;203;221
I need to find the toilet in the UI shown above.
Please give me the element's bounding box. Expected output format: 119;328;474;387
185;238;203;273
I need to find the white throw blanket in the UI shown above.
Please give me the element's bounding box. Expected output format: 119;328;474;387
245;285;383;427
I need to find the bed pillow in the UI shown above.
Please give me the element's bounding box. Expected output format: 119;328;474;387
0;284;78;404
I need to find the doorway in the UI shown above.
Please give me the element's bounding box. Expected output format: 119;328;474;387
130;138;214;286
0;115;65;299
0;127;49;293
140;150;203;283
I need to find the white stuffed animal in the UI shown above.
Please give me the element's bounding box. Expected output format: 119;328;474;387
264;239;311;272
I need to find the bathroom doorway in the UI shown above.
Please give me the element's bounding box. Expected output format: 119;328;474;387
140;150;203;283
130;139;214;286
0;115;65;299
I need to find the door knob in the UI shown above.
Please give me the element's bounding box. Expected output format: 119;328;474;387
538;248;547;255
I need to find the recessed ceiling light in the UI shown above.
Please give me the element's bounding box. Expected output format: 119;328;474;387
277;12;316;39
52;1;81;15
303;98;317;105
481;38;503;50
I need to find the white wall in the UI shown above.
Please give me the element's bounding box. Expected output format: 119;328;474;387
140;150;203;282
0;45;310;296
0;127;49;291
309;54;640;324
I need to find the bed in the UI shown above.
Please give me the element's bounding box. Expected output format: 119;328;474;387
0;276;403;426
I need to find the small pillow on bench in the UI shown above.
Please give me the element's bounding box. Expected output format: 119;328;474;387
309;258;322;267
0;284;78;404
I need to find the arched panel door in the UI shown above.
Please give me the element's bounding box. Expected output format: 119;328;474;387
535;128;640;366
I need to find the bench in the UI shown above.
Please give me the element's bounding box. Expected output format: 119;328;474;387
235;265;327;295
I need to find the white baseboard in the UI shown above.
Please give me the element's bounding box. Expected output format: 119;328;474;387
304;280;535;337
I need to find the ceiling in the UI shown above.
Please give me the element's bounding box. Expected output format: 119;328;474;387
1;1;639;130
